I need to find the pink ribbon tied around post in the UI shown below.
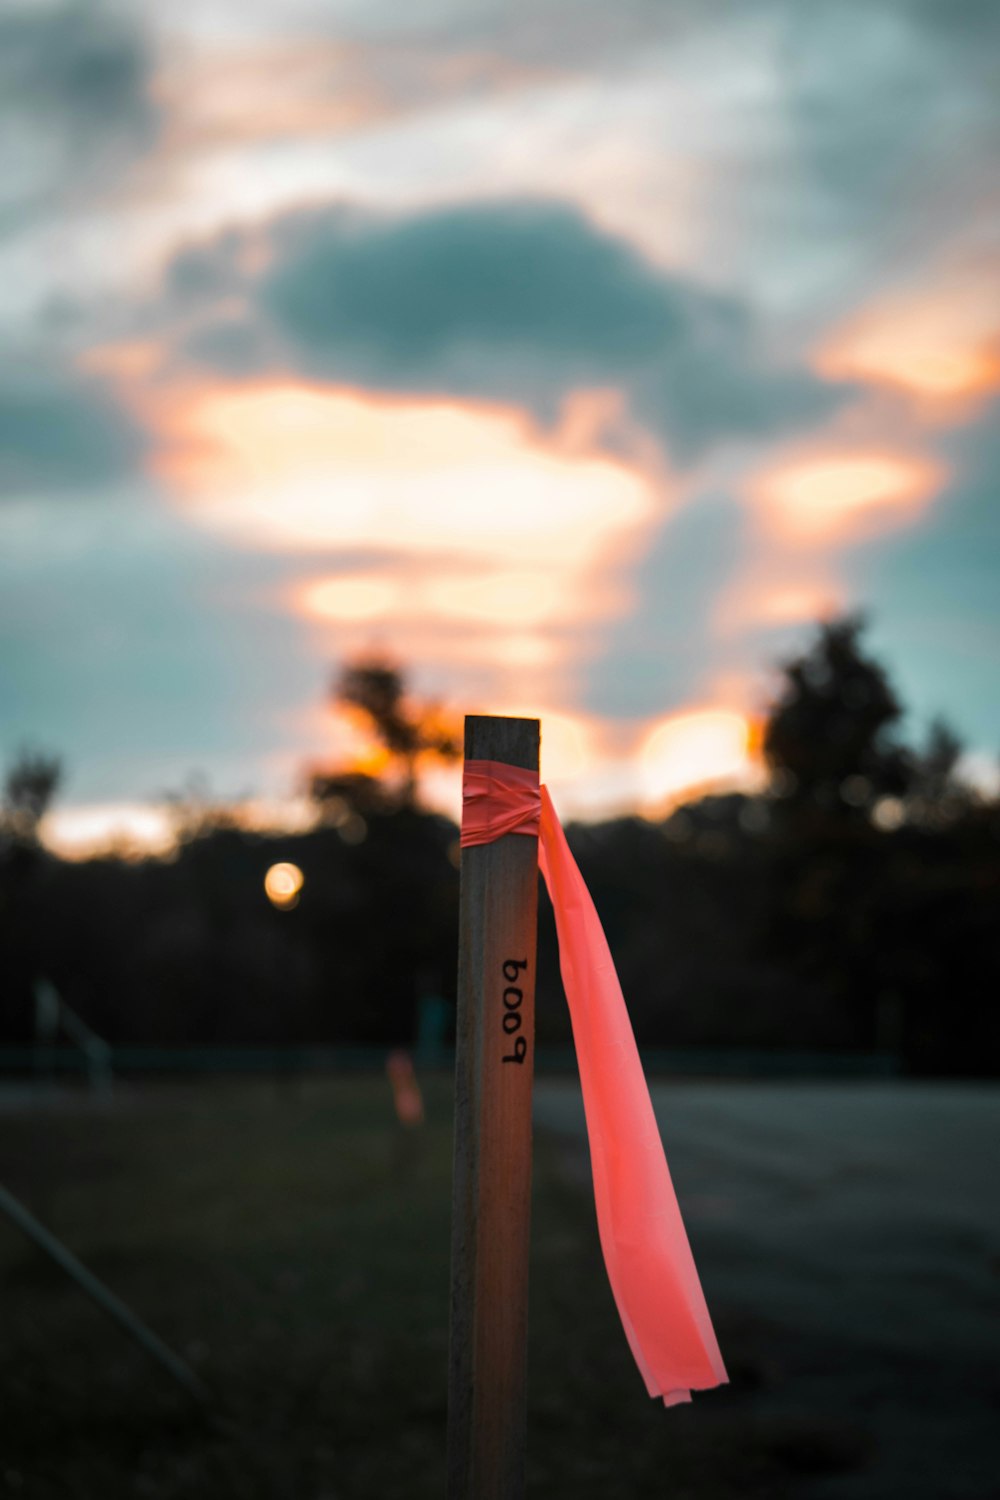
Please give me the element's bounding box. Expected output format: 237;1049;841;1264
461;759;728;1408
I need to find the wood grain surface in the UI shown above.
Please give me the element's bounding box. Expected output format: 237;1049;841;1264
447;715;540;1500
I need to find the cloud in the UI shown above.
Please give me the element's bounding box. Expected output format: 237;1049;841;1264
749;452;940;546
163;196;844;462
0;362;145;497
0;487;328;801
260;199;676;374
146;378;660;717
0;0;159;233
817;281;1000;406
798;0;1000;130
847;399;1000;751
579;491;749;721
152;32;558;158
776;0;1000;267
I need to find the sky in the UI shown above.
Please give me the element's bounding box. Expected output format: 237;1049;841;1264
1;0;998;849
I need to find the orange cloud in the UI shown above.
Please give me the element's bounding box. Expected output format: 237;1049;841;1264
152;377;658;713
749;584;841;624
80;341;165;381
818;287;1000;406
295;566;587;633
157;380;655;564
149;36;560;167
713;571;843;633
153;42;381;153
120;365;802;823
298;574;402;624
156;382;653;566
751;451;941;545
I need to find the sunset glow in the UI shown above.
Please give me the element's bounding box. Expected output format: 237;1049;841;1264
298;574;402;623
714;576;842;632
159;383;655;567
639;709;754;809
754;454;939;543
432;571;567;628
40;804;177;861
5;0;997;825
752;585;840;624
150;379;659;706
297;567;583;631
820;292;1000;401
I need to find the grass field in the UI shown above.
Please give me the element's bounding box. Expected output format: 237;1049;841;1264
1;1075;996;1498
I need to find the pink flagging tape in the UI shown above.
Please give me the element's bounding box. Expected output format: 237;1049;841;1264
537;785;728;1405
461;759;541;847
461;759;728;1406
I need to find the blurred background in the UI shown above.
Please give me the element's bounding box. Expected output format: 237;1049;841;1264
1;1;998;1496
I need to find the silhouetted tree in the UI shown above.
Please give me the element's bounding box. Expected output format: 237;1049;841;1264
2;747;61;848
907;717;973;827
919;717;963;790
308;770;396;817
320;655;460;809
0;747;62;1043
763;615;911;823
163;772;241;847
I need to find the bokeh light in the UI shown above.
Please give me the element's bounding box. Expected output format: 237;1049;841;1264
264;861;305;910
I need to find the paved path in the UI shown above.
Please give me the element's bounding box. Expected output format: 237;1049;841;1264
534;1079;1000;1499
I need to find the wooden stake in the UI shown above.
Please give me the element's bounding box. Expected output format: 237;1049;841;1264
447;715;540;1500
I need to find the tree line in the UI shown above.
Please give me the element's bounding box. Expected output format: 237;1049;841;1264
2;618;998;1074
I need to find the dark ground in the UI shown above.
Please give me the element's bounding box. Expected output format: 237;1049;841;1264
1;1074;997;1499
537;1078;1000;1500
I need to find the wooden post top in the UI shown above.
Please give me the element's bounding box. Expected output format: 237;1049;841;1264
464;715;540;773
